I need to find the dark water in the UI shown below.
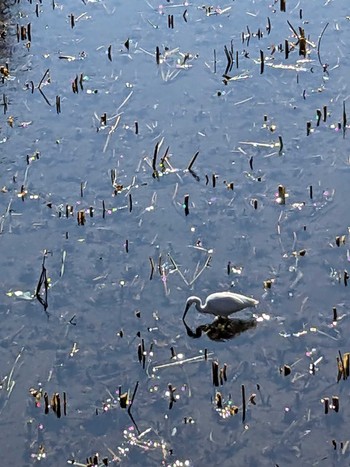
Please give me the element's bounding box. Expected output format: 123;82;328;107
1;0;350;465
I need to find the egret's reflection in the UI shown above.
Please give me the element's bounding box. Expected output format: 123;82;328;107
182;315;257;341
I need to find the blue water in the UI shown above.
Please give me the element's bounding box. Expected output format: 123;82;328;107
1;0;350;465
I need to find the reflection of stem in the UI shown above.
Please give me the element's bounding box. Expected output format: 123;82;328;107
0;347;24;415
37;69;52;106
38;88;52;106
7;347;24;393
0;198;13;234
103;114;121;153
192;260;201;280
128;381;140;434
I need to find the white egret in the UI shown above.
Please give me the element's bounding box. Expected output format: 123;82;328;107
183;291;259;320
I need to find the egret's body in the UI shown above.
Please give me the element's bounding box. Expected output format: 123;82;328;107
183;291;259;320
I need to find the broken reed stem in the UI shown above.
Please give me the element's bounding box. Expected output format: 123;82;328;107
152;141;160;178
56;95;61;114
338;350;346;381
149;257;155;280
260;50;264;74
242;384;246;423
187;151;199;171
137;342;142;363
38;68;49;90
212;361;219;387
279;135;283;153
287;20;298;38
156;46;161;65
184;194;189;216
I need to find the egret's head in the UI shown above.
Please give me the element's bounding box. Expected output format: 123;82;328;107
183;296;198;321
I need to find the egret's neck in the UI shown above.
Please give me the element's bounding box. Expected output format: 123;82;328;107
193;298;205;313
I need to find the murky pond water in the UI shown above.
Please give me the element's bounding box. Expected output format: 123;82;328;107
1;0;350;465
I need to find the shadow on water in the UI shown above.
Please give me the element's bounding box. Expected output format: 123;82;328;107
1;0;350;465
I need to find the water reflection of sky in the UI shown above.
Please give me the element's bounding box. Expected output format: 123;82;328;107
1;0;350;465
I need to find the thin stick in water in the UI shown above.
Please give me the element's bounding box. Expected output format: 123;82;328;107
149;257;155;280
317;22;329;69
242;384;246;423
187;151;199;171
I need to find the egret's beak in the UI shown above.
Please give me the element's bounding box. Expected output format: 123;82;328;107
182;302;191;321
